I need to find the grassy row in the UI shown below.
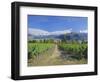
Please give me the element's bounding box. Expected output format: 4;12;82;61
28;43;54;59
58;43;87;60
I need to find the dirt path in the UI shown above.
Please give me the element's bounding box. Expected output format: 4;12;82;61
51;44;61;58
51;44;72;60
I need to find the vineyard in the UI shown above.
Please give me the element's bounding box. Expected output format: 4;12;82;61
28;43;55;59
58;43;87;60
27;15;88;66
28;41;87;66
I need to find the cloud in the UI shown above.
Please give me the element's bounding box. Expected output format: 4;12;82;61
80;29;88;33
28;28;49;36
28;28;72;36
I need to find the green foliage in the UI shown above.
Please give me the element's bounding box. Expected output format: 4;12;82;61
28;39;55;43
58;43;87;60
28;43;54;59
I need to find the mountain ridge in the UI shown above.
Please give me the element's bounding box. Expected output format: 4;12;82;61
28;28;87;41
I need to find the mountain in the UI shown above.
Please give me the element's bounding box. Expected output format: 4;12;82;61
58;32;87;41
28;28;87;41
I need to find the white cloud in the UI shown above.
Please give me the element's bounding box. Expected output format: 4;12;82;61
50;28;72;35
28;28;72;36
80;29;88;33
28;28;49;36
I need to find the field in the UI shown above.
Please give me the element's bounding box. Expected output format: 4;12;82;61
28;41;88;66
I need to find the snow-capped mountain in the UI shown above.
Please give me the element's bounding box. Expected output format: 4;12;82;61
28;28;87;41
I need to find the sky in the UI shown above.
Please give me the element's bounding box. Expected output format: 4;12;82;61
28;15;88;32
